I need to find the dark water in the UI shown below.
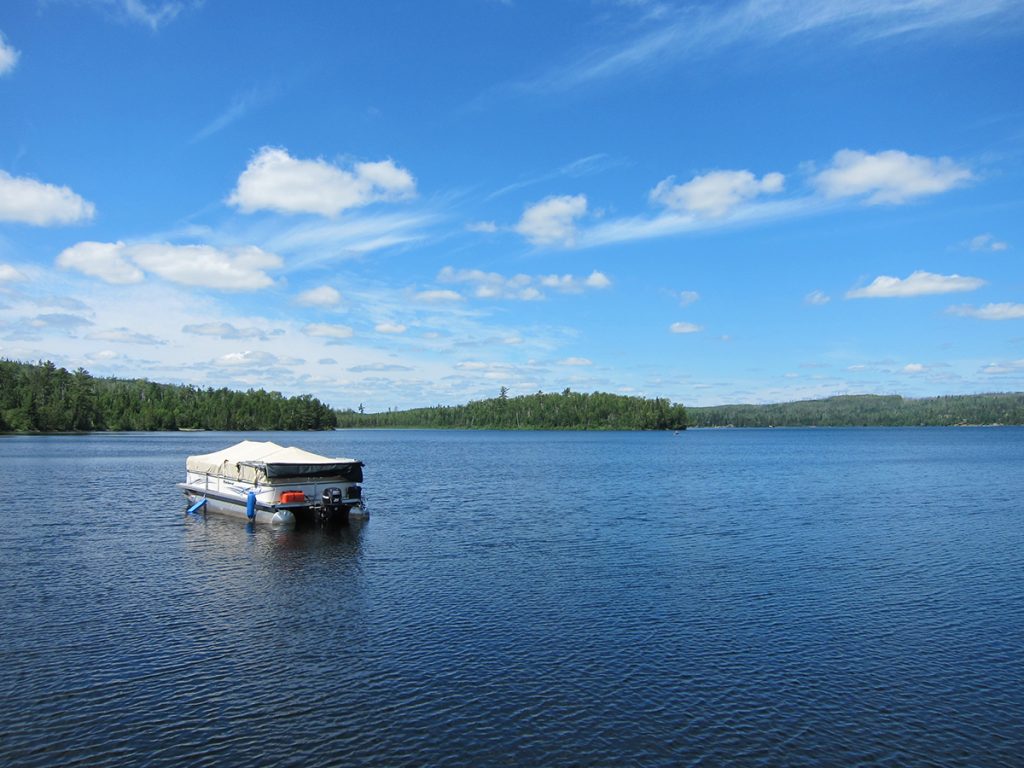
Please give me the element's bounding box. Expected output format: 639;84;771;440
0;428;1021;767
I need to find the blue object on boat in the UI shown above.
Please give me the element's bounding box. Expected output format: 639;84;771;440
186;498;207;515
246;491;256;520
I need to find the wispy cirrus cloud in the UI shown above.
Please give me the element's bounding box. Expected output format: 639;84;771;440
846;270;985;298
193;84;278;142
515;0;1020;93
91;0;197;30
947;303;1024;320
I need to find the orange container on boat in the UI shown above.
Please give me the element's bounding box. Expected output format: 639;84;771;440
280;491;305;504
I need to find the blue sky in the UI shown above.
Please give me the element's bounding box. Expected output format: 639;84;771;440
1;0;1023;410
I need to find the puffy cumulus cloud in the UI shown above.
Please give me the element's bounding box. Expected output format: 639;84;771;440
670;322;702;334
227;147;415;216
846;270;984;298
805;290;831;305
559;357;592;366
57;242;144;284
967;233;1009;252
814;149;972;205
0;31;19;75
57;241;282;290
302;322;354;339
414;289;464;303
375;322;407;334
902;363;927;374
86;327;165;345
437;266;610;300
947;303;1024;320
515;194;587;247
651;169;784;218
296;285;342;307
183;321;278;340
0;170;96;226
0;263;26;282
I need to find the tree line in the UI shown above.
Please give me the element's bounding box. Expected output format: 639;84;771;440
336;389;689;430
687;393;1024;427
0;359;337;432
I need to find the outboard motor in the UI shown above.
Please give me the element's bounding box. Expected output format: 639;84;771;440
319;487;347;524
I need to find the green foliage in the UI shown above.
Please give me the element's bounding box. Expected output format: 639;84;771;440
687;393;1024;427
336;390;689;430
0;359;336;432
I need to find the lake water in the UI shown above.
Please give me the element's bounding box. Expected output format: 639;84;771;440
0;428;1021;766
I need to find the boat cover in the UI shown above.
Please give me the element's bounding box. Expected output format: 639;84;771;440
185;440;363;483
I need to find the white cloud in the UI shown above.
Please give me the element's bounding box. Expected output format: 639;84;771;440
86;327;165;345
670;322;702;334
519;0;1019;93
0;31;20;75
0;263;26;282
57;241;282;290
805;290;831;305
981;359;1024;375
57;242;145;284
846;270;984;298
814;149;972;204
946;303;1024;320
182;322;275;340
302;322;354;339
678;290;700;306
0;170;96;226
375;322;407;334
215;350;280;368
466;221;498;233
415;289;464;303
559;357;593;366
650;170;784;218
296;285;342;307
437;266;610;299
516;194;587;246
967;233;1009;252
902;363;927;373
228;147;416;216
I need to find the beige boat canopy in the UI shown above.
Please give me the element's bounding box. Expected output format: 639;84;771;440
186;440;363;483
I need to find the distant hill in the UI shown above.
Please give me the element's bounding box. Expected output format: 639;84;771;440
687;393;1024;427
336;389;689;431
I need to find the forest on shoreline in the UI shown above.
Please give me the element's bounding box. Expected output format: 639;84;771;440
4;359;1024;433
336;389;689;431
0;359;336;432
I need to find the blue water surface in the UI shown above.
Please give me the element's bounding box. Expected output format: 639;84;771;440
0;428;1021;766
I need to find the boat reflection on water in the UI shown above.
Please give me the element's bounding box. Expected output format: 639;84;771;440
180;507;368;583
